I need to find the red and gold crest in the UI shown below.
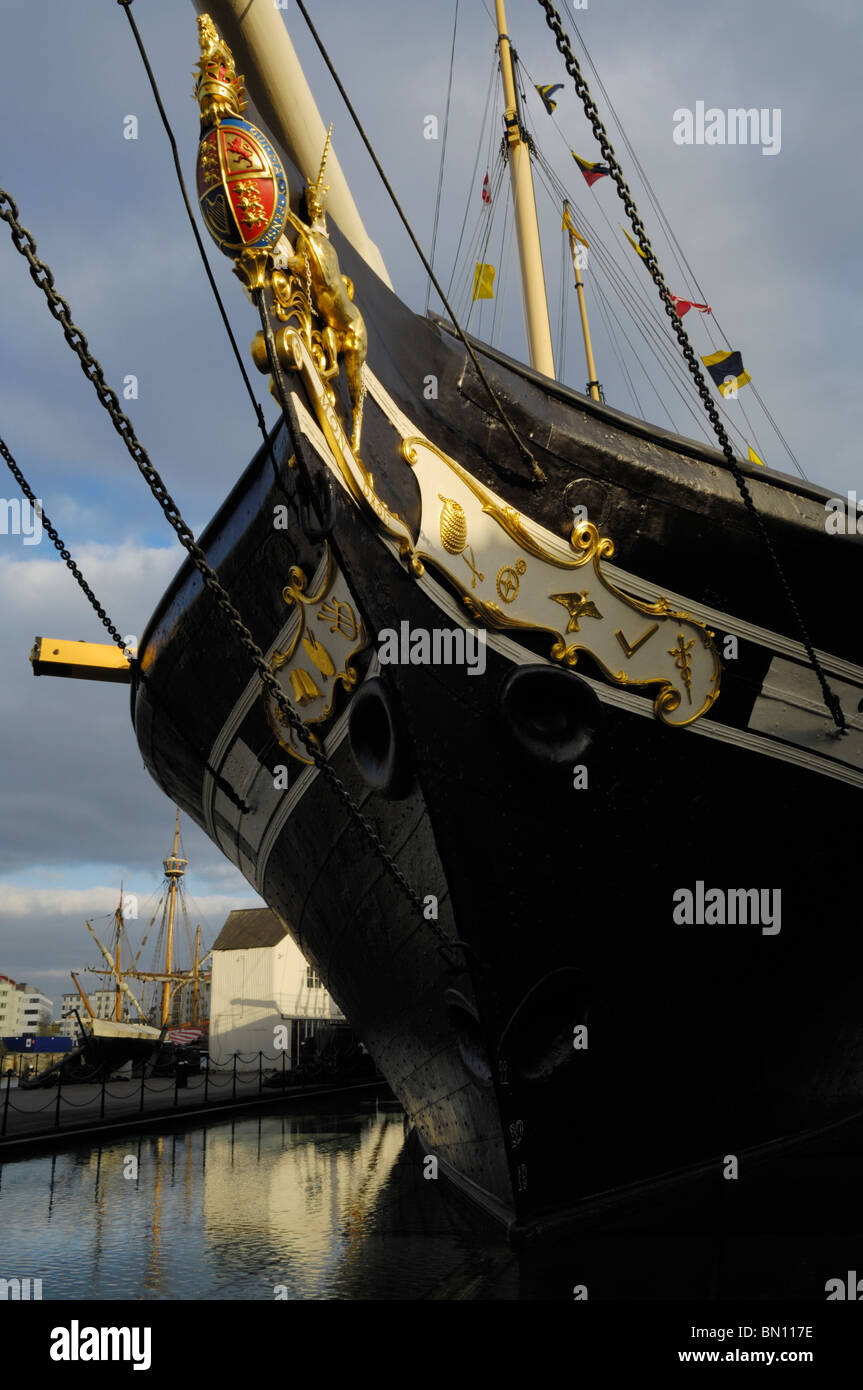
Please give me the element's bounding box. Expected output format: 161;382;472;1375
196;117;288;255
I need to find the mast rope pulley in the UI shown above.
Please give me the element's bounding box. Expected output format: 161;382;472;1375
534;0;846;734
0;188;459;960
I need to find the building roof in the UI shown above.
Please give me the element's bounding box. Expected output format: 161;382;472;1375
212;908;291;952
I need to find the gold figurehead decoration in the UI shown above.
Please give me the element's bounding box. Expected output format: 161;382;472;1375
194;16;288;256
193;16;368;459
279;127;369;457
194;14;248;127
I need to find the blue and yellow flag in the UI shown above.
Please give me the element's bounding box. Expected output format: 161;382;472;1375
472;262;496;300
536;83;563;115
701;349;751;397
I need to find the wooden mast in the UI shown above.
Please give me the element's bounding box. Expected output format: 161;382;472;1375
192;925;201;1027
564;202;602;402
161;810;186;1028
114;890;123;1022
71;972;95;1019
494;0;555;378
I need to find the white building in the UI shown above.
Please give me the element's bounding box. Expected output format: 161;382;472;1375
60;988;130;1023
0;976;52;1034
209;908;343;1069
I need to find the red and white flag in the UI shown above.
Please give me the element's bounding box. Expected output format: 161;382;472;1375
669;294;711;318
481;172;492;205
168;1028;204;1045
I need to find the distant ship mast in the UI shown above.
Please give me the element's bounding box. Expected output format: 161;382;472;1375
77;810;210;1029
161;809;187;1027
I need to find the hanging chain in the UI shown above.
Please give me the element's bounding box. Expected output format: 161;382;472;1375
534;1;846;733
0;187;449;944
0;432;127;650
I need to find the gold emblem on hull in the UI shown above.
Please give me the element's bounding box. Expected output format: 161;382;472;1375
263;545;369;763
550;590;603;632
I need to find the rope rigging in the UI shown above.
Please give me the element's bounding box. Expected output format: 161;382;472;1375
116;0;288;497
512;47;758;457
291;0;545;487
446;50;498;304
425;0;460;317
558;0;801;477
0;0;845;921
0;187;458;957
533;0;845;732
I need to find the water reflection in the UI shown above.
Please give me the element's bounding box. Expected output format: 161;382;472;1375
0;1105;515;1300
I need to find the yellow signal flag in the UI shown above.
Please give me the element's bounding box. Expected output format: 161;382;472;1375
472;262;496;300
562;205;589;248
620;225;648;260
748;445;765;467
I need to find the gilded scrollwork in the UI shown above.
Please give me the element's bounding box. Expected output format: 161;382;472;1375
398;434;721;727
263;546;369;762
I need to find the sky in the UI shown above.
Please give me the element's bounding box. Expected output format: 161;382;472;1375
0;0;860;1008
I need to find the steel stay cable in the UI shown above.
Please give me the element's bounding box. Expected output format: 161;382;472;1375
558;13;791;474
0;433;127;649
249;294;456;958
116;0;288;496
425;0;460;316
534;0;845;734
0;189;448;949
0;426;254;817
291;0;545;487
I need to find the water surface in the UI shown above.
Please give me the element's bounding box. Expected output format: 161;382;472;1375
0;1104;514;1300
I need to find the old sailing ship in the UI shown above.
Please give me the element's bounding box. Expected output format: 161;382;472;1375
18;1;863;1289
22;812;209;1086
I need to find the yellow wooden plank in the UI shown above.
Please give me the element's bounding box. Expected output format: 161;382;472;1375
29;636;132;684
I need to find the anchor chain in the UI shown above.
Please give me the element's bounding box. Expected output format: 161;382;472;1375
533;0;846;733
0;187;452;951
0;432;127;650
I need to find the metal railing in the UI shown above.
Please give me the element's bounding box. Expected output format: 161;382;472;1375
0;1049;301;1138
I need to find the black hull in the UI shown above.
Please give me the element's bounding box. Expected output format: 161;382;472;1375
132;195;862;1262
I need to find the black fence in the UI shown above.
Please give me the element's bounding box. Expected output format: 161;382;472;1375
0;1048;377;1138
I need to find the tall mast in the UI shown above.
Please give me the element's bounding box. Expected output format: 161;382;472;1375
564;203;602;402
115;888;123;1023
192;925;201;1028
161;810;186;1028
494;0;555;378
